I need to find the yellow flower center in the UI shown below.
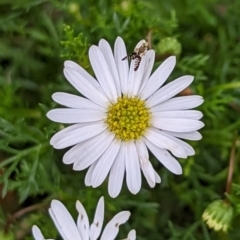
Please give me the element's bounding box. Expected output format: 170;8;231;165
106;96;151;141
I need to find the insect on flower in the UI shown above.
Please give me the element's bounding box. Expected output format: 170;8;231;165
122;40;149;71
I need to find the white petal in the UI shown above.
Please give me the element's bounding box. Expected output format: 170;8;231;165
99;39;121;97
125;142;142;194
151;118;204;132
47;108;105;124
85;161;98;186
63;139;95;165
50;123;107;149
63;130;112;165
108;143;125;198
144;127;187;158
159;131;195;156
90;197;104;240
114;36;129;94
151;95;204;112
64;67;108;107
154;170;161;183
32;226;46;240
152;110;203;120
139;56;176;100
132;56;147;96
73;131;114;170
128;50;146;97
162;130;202;141
50;123;87;146
135;140;156;188
64;60;105;95
76;200;90;240
146;75;194;107
52;92;106;111
100;211;131;240
49;208;67;240
91;139;121;188
89;46;118;102
144;138;182;174
127;230;136;240
138;50;155;94
49;200;81;240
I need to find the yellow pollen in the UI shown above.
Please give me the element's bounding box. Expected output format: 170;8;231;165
106;96;151;141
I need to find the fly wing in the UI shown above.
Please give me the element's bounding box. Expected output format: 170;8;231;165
122;55;129;61
122;53;136;61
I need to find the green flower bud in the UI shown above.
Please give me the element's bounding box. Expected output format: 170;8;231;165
121;0;131;11
68;3;79;13
68;3;81;20
202;200;233;232
157;37;182;57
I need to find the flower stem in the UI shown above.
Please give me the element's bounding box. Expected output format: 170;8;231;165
225;134;238;195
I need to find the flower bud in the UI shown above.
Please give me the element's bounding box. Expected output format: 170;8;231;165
202;200;233;232
157;37;182;57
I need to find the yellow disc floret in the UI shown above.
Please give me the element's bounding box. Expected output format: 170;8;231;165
106;95;151;141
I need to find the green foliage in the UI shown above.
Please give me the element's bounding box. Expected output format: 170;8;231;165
61;24;90;70
0;0;240;239
0;118;59;203
0;230;14;240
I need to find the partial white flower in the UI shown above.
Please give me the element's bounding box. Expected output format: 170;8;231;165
32;197;135;240
47;37;204;197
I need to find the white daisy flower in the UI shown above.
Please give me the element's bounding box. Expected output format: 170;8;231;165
32;196;136;240
47;37;204;197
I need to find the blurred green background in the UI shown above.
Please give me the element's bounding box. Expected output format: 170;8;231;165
0;0;240;239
